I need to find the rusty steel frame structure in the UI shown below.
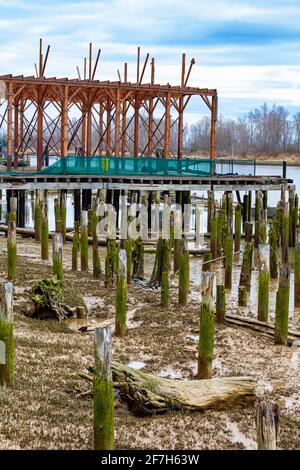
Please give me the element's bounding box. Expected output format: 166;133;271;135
0;40;218;171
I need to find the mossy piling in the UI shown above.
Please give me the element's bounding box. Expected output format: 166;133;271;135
0;282;14;388
198;272;215;379
274;265;290;345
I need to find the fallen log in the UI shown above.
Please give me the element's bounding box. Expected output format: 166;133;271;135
79;361;256;416
226;313;300;342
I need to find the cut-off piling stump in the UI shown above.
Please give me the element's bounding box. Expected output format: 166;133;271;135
198;271;215;380
275;264;290;345
52;233;64;281
7;221;16;281
0;282;14;388
115;249;127;337
258;244;270;323
93;326;114;450
256;402;280;450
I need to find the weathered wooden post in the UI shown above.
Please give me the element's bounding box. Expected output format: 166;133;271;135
225;234;233;289
234;202;241;252
161;271;169;309
0;282;14;388
41;204;49;260
289;188;295;247
244;221;253;243
238;242;253;306
179;240;190;306
115;249;127;337
216;284;226;323
93;326;114;450
258;244;270;322
274;265;290;345
61;192;67;243
242;194;249;229
80;210;89;272
210;215;218;260
269;221;278;279
295;228;300;308
198;271;215;379
52;233;63;281
54;197;61;234
124;239;132;284
34;191;42;242
256;402;280;450
202;252;211;271
281;203;289;263
92;198;101;279
72;222;79;272
9;196;17;223
207;190;214;233
7;221;16;281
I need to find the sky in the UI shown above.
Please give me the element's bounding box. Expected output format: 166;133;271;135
0;0;300;123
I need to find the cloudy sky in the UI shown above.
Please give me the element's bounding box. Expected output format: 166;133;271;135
0;0;299;123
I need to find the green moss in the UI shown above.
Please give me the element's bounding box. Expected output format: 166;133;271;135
125;239;132;283
34;201;42;242
202;252;211;272
282;212;289;263
173;238;181;273
259;221;267;244
178;252;189;306
61;200;67;243
198;297;214;379
0;320;14;387
80;225;89;272
41;214;49;260
93;376;114;450
225;235;233;289
72;224;79;272
269;222;279;279
7;240;16;280
234;203;241;252
216;285;226;323
92;210;101;278
210;218;218;259
258;270;269;322
275;282;290;345
53;253;64;281
115;277;127;336
161;271;169;309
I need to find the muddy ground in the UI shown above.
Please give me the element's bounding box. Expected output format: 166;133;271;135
0;234;300;450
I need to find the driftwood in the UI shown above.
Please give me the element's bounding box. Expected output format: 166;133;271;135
78;361;256;416
25;276;85;322
226;313;300;342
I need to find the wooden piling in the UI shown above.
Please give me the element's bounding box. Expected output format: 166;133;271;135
207;190;214;233
34;191;42;242
269;221;278;279
72;222;79;272
80;210;89;272
238;242;253;306
52;233;63;281
258;244;270;322
93;326;114;450
179;240;190;306
256;402;280;450
7;221;16;281
198;271;215;379
244;222;253;243
115;249;127;337
54;197;61;234
225;234;233;289
234;202;241;252
210;216;218;259
0;282;14;388
274;265;290;345
281;203;289;264
61;192;67;243
92;198;101;278
216;284;226;323
295;228;300;308
161;271;169;309
289;188;295;247
124;239;132;284
202;252;211;271
41;204;49;260
238;286;248;307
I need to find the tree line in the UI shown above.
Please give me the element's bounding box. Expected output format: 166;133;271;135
185;103;300;156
